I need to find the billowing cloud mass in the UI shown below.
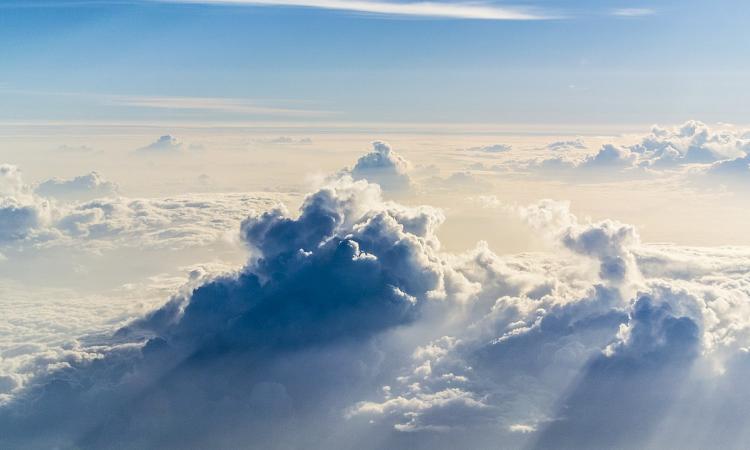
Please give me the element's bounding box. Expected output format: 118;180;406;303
2;155;750;449
350;141;412;190
35;172;118;201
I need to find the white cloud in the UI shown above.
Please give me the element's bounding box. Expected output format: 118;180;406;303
611;8;656;17
524;121;750;185
35;172;118;201
110;94;333;117
136;134;184;153
157;0;550;20
350;141;412;190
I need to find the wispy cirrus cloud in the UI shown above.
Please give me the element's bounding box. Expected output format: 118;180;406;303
611;7;655;17
156;0;552;20
108;94;335;117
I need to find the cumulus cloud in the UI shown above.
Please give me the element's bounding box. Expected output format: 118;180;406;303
35;172;118;201
0;164;51;242
136;135;184;153
525;121;750;183
350;141;412;190
3;169;750;449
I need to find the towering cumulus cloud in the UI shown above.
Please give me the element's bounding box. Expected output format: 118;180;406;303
0;176;455;449
0;164;50;242
2;163;750;449
350;141;412;190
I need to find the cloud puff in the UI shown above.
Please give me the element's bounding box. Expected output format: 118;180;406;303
521;199;640;285
468;144;512;153
545;139;586;151
0;164;51;242
136;135;183;153
350;141;412;190
631;120;749;167
525;121;750;183
35;172;118;201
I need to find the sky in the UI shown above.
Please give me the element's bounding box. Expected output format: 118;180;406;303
1;0;749;125
2;1;750;449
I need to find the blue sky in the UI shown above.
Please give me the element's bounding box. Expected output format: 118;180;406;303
1;0;749;125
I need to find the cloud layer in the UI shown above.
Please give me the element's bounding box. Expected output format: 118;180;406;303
2;166;750;449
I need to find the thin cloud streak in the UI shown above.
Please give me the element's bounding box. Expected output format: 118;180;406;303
108;95;336;117
611;8;655;17
157;0;551;20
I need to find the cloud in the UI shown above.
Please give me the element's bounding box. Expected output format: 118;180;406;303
35;172;118;201
254;136;314;145
350;141;412;190
520;199;640;285
0;176;458;448
156;0;551;20
631;120;749;167
468;144;512;153
0;164;51;242
1;163;289;252
532;294;699;449
110;94;333;117
700;153;750;188
545;139;586;151
136;135;184;153
3;168;750;448
611;8;656;17
525;121;750;182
